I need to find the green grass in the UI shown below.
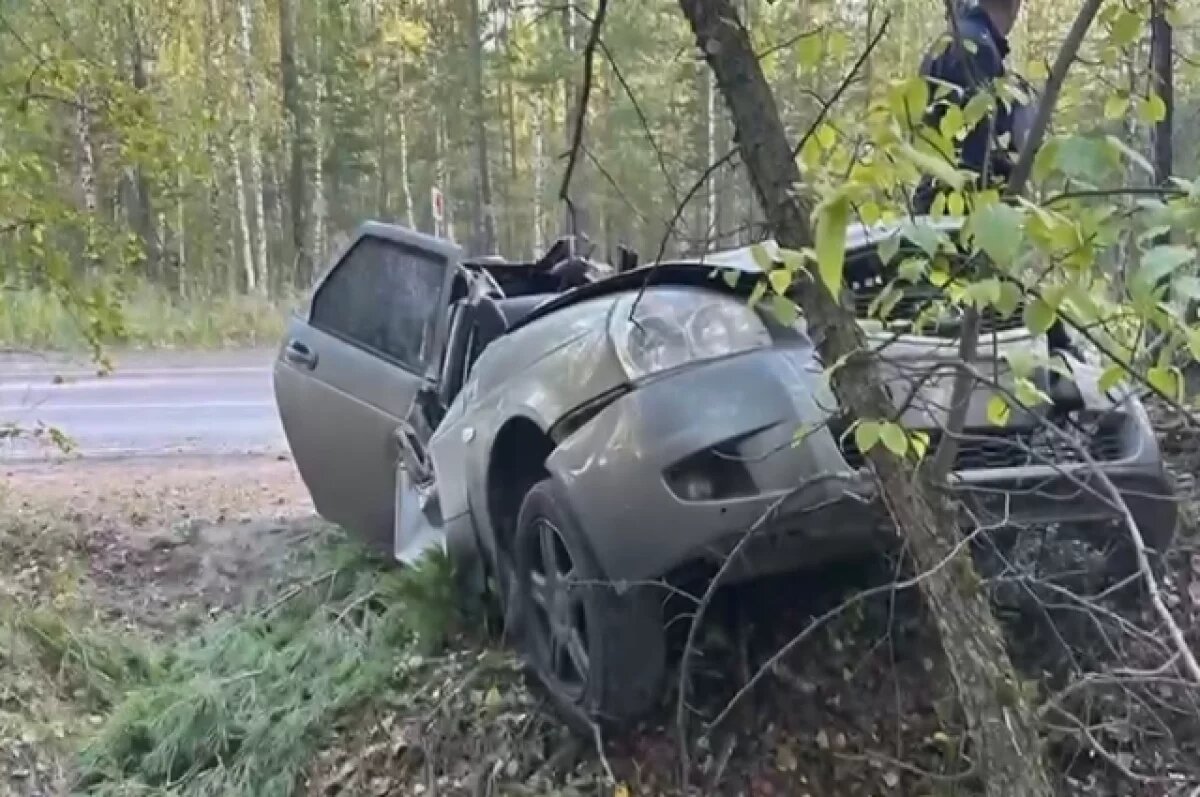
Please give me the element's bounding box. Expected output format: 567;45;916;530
2;512;469;797
0;282;295;351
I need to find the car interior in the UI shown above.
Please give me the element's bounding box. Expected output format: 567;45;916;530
429;236;611;425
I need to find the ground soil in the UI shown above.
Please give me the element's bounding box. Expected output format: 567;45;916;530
2;454;318;633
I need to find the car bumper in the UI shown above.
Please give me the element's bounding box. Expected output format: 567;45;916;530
544;347;1178;584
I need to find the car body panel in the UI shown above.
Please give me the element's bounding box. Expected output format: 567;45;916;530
273;223;462;553
539;344;1176;583
428;295;628;560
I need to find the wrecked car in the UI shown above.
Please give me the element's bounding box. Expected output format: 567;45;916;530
273;219;1178;730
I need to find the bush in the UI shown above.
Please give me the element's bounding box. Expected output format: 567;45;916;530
0;281;294;351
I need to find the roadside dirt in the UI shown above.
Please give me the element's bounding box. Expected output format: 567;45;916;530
2;454;319;633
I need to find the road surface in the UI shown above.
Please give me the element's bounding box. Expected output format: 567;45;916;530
1;349;286;461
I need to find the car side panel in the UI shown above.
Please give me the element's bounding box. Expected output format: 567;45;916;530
428;297;628;560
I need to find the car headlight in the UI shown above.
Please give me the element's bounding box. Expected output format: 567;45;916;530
609;288;772;379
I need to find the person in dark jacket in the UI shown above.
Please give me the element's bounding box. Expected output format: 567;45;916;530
914;0;1023;211
915;0;1080;357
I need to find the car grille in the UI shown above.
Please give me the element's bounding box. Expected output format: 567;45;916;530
851;281;1025;336
836;421;1126;472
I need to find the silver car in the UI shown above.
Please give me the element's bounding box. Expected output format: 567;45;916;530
273;220;1177;730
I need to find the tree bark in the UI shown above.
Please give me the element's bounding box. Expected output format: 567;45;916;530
74;85;100;279
312;19;327;270
675;2;1054;794
238;0;269;294
230;145;257;293
467;0;497;254
125;4;160;280
560;2;589;238
278;0;312;281
532;94;546;256
1150;0;1173;189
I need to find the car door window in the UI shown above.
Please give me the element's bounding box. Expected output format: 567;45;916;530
310;236;446;371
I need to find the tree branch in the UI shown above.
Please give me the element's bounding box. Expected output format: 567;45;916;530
558;0;609;236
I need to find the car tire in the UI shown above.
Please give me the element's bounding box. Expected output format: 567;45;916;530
509;478;666;732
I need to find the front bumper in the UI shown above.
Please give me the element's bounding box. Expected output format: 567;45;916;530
544;348;1178;584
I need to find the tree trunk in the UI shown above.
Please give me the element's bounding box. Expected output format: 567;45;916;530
74;85;100;279
125;4;160;279
675;3;1054;795
204;0;227;295
532;94;546;257
560;2;589;238
436;112;456;242
278;0;312;282
238;0;269;294
312;19;327;270
230;145;257;293
467;0;497;254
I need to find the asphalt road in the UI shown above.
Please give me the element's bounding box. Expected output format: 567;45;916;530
0;349;287;461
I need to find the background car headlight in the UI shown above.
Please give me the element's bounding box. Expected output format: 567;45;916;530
609;288;772;379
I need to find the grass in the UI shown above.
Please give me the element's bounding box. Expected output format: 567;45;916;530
0;503;471;797
0;281;295;351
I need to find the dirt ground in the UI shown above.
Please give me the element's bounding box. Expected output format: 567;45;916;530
2;455;319;632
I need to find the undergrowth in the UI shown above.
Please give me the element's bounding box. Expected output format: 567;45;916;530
2;511;468;797
0;281;293;351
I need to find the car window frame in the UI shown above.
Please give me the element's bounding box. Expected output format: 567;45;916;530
304;224;462;378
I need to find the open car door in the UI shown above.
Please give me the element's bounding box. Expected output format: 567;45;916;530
273;224;460;554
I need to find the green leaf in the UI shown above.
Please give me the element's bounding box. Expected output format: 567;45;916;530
814;195;849;299
1109;10;1141;47
910;431;931;460
854;420;882;454
1137;245;1195;293
768;268;792;295
878;233;902;266
1023;298;1057;335
986;394;1011;426
1138;94;1167;124
770;294;799;326
900;221;943;258
939;105;965;141
1015;377;1050;408
896;140;965;190
969;202;1023;267
1106;135;1155;177
1104;93;1130;120
797;33;822;68
721;268;739;288
879;422;909;457
1147;366;1182;400
1004;348;1038;380
1099;364;1126;393
995;281;1023;318
750;244;774;272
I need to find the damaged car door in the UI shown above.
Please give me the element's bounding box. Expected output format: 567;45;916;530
273;225;460;553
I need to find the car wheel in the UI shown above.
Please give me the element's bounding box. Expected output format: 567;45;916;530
510;478;666;731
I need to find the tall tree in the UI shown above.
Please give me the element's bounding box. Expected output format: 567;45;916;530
467;0;497;254
278;0;311;280
237;0;269;293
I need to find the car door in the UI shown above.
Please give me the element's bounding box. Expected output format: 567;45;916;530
273;224;461;553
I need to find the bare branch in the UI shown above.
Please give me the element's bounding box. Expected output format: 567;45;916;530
1007;0;1106;195
558;0;609;236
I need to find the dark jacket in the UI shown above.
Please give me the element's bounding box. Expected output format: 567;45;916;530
915;7;1015;209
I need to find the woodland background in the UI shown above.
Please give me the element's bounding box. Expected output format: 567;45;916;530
1;0;1196;347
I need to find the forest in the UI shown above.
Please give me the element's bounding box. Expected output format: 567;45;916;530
0;0;1196;348
7;1;1200;796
